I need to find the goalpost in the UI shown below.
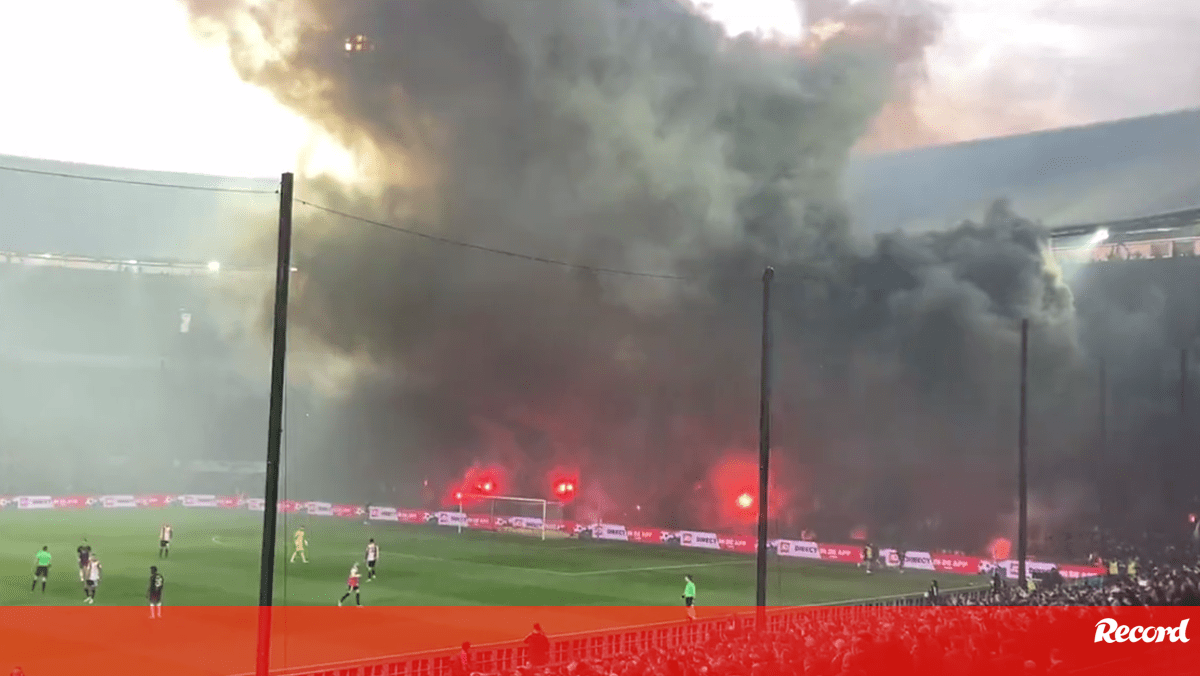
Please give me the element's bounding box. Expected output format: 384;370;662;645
456;495;565;541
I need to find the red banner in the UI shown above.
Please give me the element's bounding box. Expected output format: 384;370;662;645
51;496;89;509
216;496;240;509
1059;563;1107;579
718;535;755;554
932;552;986;574
819;543;861;563
333;504;363;519
625;526;666;544
396;509;426;524
467;514;495;530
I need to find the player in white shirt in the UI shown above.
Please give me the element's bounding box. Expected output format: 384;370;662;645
159;524;173;559
365;539;379;581
338;563;362;607
84;557;102;604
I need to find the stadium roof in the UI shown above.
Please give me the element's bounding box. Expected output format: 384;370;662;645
2;108;1198;261
844;108;1200;235
0;154;278;263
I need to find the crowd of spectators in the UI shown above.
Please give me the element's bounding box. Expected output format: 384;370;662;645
460;610;1084;676
459;552;1198;676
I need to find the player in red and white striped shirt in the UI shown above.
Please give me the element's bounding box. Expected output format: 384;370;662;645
338;563;362;607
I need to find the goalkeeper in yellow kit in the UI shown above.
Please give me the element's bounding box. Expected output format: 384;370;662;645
290;527;309;563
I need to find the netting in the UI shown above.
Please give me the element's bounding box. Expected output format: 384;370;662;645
483;497;565;540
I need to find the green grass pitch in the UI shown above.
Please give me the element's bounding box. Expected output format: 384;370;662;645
0;509;982;607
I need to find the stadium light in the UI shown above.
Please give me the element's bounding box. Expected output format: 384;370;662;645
737;492;754;509
1089;228;1110;245
207;260;221;273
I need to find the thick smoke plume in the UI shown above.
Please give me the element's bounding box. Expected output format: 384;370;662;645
184;0;1172;550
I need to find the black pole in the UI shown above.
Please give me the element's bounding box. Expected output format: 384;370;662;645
1098;359;1108;528
756;267;774;629
1179;349;1188;514
775;516;781;602
1099;360;1107;456
1181;349;1188;420
1017;319;1029;589
256;173;294;676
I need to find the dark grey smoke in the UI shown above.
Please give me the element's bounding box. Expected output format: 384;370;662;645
182;0;1194;549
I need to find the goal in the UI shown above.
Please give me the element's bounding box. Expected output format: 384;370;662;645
457;495;565;541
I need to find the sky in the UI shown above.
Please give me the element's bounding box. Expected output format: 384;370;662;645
0;0;1195;177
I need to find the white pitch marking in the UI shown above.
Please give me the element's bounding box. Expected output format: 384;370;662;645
560;559;754;577
211;536;229;546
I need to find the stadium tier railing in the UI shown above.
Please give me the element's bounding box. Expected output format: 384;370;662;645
227;603;914;676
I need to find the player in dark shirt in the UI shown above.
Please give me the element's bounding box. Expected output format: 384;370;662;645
452;642;472;676
523;623;550;667
147;566;165;619
76;544;91;583
862;543;877;574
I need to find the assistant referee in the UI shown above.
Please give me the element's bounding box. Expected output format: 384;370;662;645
32;546;51;593
682;574;696;621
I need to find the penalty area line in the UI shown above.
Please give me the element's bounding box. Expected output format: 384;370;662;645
385;551;570;576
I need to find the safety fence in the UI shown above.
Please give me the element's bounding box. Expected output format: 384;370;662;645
230;606;871;676
229;585;1009;676
229;593;1171;676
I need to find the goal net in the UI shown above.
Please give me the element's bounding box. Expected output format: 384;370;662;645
471;496;566;540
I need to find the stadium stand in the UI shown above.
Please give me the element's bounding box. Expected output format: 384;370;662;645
423;532;1198;676
451;569;1197;676
0;263;235;360
0;255;268;497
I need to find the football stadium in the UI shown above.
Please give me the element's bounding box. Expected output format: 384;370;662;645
4;1;1200;675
